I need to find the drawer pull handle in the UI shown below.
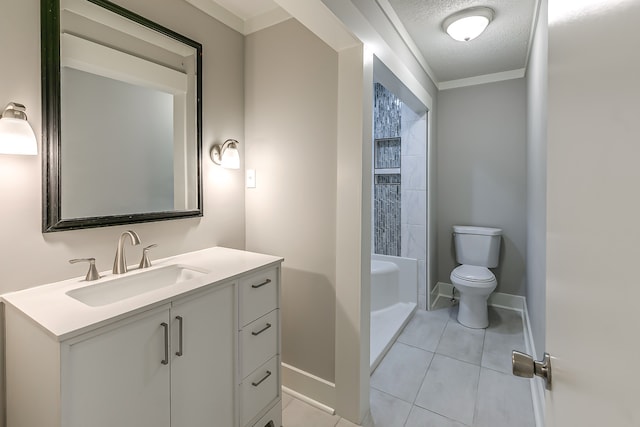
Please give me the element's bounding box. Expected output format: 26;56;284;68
176;316;184;356
251;370;272;387
252;322;272;336
161;322;169;365
251;279;271;289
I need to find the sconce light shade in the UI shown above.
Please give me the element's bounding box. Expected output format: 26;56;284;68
0;102;37;155
443;7;494;42
211;139;240;169
220;144;240;169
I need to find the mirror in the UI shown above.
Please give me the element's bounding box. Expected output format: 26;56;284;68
42;0;202;232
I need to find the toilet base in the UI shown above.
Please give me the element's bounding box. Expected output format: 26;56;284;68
457;293;490;329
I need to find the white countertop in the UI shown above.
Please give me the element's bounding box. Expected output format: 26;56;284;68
1;247;283;341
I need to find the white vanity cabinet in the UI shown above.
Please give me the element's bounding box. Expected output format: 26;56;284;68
1;247;282;427
63;305;173;427
6;282;236;427
170;283;236;427
238;268;282;427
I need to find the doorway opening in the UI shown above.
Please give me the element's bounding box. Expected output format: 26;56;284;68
369;80;428;371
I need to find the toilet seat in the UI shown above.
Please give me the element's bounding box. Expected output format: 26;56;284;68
451;265;495;284
450;265;497;329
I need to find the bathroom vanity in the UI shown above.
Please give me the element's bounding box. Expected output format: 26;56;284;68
1;247;283;427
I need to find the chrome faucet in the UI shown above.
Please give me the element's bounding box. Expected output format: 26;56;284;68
113;230;141;274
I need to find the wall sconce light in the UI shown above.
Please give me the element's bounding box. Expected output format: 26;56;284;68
443;7;494;42
211;139;240;169
0;102;38;155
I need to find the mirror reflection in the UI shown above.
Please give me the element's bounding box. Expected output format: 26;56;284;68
43;0;202;231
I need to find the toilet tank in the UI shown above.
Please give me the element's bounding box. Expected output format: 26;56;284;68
453;225;502;268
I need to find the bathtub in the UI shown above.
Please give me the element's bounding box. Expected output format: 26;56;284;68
371;260;400;311
370;254;418;372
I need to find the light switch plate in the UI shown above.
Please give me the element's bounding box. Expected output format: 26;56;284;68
246;169;256;188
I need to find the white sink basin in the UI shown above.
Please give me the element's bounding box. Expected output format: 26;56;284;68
66;264;208;307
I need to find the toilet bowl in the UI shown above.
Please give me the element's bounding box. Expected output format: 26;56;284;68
450;265;497;328
450;225;502;329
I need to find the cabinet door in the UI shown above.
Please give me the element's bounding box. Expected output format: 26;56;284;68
62;306;171;427
171;282;236;427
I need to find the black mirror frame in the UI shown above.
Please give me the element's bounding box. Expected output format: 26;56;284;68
41;0;203;232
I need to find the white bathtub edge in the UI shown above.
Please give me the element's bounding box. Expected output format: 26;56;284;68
370;302;417;373
371;254;418;305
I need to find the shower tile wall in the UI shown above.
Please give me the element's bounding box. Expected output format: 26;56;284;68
401;104;427;310
374;83;402;256
374;172;401;256
373;83;428;309
374;83;401;139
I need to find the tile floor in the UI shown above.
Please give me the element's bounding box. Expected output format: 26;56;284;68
282;304;535;427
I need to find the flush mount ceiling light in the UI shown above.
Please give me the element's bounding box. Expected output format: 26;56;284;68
0;102;38;155
211;139;240;169
443;7;495;42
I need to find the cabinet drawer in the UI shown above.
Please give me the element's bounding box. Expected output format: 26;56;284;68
242;309;278;377
240;268;278;326
241;356;280;426
252;400;282;427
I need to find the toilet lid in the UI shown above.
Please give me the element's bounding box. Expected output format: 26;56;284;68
452;265;494;282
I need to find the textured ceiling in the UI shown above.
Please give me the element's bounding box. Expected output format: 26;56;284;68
387;0;537;82
206;0;537;84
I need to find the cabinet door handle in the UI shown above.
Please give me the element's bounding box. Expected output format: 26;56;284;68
251;279;271;289
175;316;184;357
161;322;169;365
251;322;272;336
251;370;272;387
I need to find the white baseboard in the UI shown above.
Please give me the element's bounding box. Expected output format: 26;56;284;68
522;302;545;427
432;281;454;307
431;281;526;311
432;281;545;427
429;282;441;307
281;363;336;414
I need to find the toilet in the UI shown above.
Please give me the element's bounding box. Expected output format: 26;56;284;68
450;225;502;328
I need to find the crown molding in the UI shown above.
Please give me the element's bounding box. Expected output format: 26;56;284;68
244;7;291;34
184;0;291;35
374;0;439;86
439;68;526;90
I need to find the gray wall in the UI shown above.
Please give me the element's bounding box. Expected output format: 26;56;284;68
0;1;245;424
244;19;339;383
436;79;527;295
0;0;245;294
526;0;548;357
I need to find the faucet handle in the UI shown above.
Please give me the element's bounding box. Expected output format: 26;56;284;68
69;258;101;281
139;244;158;269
